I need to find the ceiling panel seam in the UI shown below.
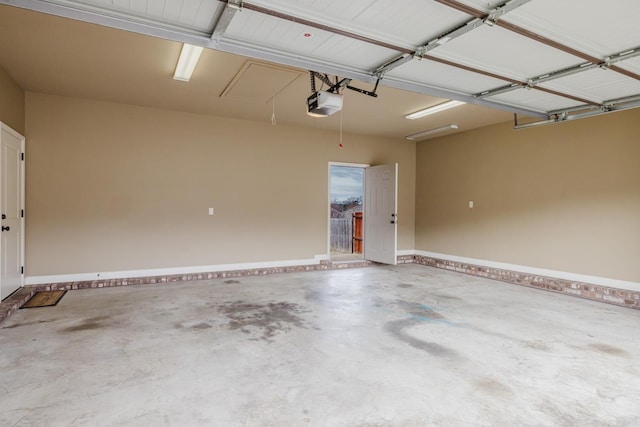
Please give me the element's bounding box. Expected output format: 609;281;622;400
414;0;533;59
373;0;533;76
432;0;484;19
517;98;640;129
475;46;640;104
420;54;598;107
421;55;521;86
534;87;597;107
435;0;640;82
548;93;640;116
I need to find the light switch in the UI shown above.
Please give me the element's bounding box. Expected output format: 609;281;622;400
468;201;474;208
208;207;214;215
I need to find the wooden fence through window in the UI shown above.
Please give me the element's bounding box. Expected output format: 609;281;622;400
330;212;363;253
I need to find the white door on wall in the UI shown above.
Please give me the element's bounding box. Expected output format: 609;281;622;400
364;163;397;265
0;123;24;300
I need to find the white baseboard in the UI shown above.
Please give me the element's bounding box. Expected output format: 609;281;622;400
397;249;415;257
24;251;417;286
25;256;327;286
414;250;640;292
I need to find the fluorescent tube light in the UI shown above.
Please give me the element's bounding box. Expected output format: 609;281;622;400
405;124;458;141
173;44;204;82
405;100;465;120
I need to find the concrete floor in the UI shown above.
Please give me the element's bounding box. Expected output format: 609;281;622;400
1;265;639;427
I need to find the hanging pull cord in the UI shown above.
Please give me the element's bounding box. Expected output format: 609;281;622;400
339;94;344;149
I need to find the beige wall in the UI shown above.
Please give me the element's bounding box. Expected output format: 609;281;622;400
415;109;640;282
0;65;25;134
25;92;415;276
24;91;639;282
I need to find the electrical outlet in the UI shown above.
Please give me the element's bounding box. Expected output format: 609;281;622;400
208;207;214;215
468;201;474;208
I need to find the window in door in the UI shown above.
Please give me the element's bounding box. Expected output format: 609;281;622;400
329;164;365;261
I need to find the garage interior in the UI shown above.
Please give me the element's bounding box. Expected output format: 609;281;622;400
0;0;639;425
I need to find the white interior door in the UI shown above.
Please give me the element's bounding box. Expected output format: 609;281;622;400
1;123;24;300
364;163;397;265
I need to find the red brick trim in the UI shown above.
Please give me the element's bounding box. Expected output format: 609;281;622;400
413;255;639;310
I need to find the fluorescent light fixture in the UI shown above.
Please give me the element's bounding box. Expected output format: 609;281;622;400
406;124;458;141
405;100;465;120
173;44;204;82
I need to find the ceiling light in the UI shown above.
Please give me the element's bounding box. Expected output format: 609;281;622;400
173;44;204;82
406;124;459;141
405;100;465;120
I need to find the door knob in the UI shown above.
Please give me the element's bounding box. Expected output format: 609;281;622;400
1;226;10;232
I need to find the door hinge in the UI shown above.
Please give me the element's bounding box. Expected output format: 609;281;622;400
21;209;24;218
21;266;24;274
21;153;24;161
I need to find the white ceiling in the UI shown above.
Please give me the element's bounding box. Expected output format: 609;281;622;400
1;0;639;134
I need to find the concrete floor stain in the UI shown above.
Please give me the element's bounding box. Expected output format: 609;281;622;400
384;318;456;357
60;316;111;333
224;280;241;284
304;289;342;304
474;377;512;396
429;292;462;301
1;319;56;329
396;300;445;320
220;301;309;341
191;322;213;330
523;340;551;352
383;300;457;357
175;321;215;331
585;343;630;357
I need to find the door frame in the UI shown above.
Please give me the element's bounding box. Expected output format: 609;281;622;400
327;162;368;259
20;129;25;287
0;122;26;294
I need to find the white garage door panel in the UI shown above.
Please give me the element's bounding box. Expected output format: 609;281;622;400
247;0;469;48
388;58;509;94
540;69;640;104
488;89;585;113
430;25;584;82
225;10;399;71
506;0;640;58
